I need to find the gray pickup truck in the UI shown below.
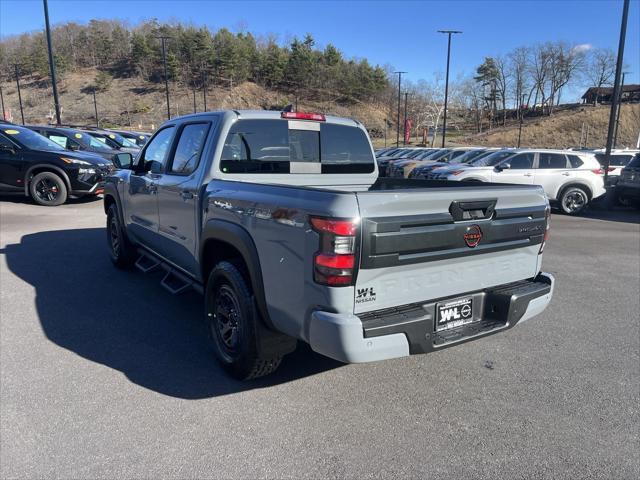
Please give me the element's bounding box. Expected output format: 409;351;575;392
103;110;554;379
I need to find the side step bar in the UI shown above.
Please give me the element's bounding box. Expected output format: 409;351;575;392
135;249;203;295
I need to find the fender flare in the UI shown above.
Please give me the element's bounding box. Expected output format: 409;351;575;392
102;182;128;237
199;219;274;330
24;164;71;196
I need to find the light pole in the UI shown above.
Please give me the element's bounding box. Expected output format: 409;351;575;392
0;85;5;121
14;64;24;125
156;36;172;120
92;88;99;127
603;0;629;185
43;0;61;125
403;91;409;145
394;71;406;147
202;65;208;111
517;93;526;147
613;71;629;148
437;30;462;147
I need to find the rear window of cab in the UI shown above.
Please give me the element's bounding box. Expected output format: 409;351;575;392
220;119;375;174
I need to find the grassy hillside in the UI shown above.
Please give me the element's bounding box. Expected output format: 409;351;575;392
0;68;390;132
458;103;640;150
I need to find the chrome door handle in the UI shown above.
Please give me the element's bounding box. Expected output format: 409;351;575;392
562;172;570;176
524;173;533;177
180;191;194;199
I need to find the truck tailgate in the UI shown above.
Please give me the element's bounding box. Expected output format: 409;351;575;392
354;183;547;314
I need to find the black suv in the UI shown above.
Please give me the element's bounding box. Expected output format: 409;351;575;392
616;153;640;208
26;125;125;166
0;124;115;206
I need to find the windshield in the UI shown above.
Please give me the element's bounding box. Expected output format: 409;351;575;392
472;150;516;166
628;153;640;168
426;149;451;161
90;133;122;149
405;149;427;159
2;126;64;151
457;149;488;163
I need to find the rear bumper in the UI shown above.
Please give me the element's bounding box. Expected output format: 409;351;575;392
309;272;554;363
616;183;640;201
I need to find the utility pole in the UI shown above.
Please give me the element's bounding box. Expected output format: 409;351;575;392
613;71;629;148
393;71;406;147
384;118;387;147
193;87;197;113
0;85;5;121
156;36;171;120
403;92;409;145
43;0;62;125
14;64;24;124
517;93;526;147
604;0;629;185
437;30;462;147
202;67;208;111
92;88;99;127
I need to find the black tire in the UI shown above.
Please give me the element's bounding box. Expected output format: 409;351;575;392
559;186;589;215
205;261;281;380
106;204;136;269
29;171;67;206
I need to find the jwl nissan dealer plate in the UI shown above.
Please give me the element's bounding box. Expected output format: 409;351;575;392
435;297;474;331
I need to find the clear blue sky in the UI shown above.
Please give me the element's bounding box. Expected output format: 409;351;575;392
1;0;639;100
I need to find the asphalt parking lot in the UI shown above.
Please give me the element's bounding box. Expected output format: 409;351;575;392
1;194;638;479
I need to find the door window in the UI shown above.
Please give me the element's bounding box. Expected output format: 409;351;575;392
0;134;15;148
140;126;175;173
47;134;70;149
538;153;568;169
506;153;534;169
169;123;210;175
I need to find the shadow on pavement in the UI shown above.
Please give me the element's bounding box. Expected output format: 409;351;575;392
580;205;640;224
0;193;103;205
1;228;341;399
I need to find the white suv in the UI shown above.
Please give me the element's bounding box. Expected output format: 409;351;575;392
441;149;606;215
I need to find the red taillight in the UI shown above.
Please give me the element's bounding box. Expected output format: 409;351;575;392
310;217;358;236
281;111;326;121
315;253;355;269
311;216;358;286
539;205;551;254
592;168;604;175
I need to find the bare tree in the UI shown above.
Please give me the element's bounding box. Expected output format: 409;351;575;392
508;46;530;109
547;42;585;114
494;55;509;125
583;48;616;105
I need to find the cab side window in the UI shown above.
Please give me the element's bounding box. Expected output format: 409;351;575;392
140;126;175;173
507;153;534;169
538;153;568;169
169;123;210;175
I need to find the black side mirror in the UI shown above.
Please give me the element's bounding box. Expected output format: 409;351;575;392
0;144;16;155
114;152;133;169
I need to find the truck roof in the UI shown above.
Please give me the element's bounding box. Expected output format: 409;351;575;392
167;110;363;128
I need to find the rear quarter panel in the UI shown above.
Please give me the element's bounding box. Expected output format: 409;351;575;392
203;180;360;341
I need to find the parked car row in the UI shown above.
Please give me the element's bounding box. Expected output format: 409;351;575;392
0;120;148;206
374;146;640;214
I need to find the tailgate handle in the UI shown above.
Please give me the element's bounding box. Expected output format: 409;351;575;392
449;199;497;221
